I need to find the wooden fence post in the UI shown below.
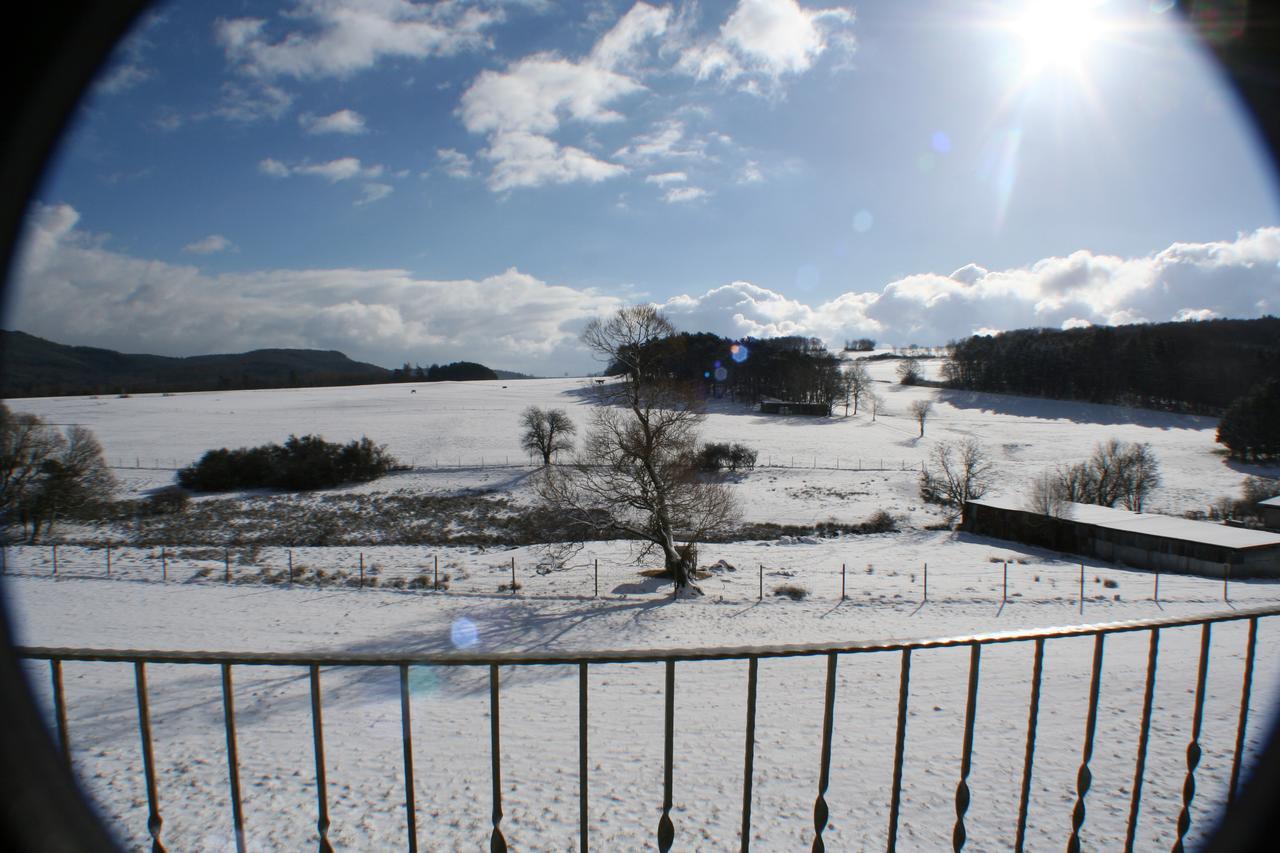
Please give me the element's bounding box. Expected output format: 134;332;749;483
52;544;58;577
510;556;516;593
289;549;294;584
434;555;439;591
1079;563;1085;614
359;552;364;588
923;562;928;601
759;564;763;601
161;546;167;582
225;548;231;584
106;544;111;578
594;559;599;599
1003;561;1008;604
841;563;846;600
1153;569;1159;603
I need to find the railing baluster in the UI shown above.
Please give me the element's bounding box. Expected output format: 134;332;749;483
134;661;167;853
221;663;246;853
579;662;589;853
1014;637;1044;853
309;664;334;853
1067;634;1106;853
1124;628;1160;853
1228;617;1258;809
1172;623;1212;853
741;656;759;853
490;664;508;853
812;652;838;853
400;663;418;853
50;658;71;770
887;648;912;853
658;660;676;852
952;643;981;852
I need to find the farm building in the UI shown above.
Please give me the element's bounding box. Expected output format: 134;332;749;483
963;496;1280;578
757;397;830;416
1261;495;1280;530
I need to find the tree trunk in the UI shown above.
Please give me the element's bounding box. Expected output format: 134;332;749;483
662;541;699;593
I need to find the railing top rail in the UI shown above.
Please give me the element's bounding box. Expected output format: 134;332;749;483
15;604;1280;668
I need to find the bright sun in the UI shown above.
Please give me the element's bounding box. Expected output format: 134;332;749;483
1012;0;1106;76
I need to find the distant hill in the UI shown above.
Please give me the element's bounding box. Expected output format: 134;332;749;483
0;331;392;398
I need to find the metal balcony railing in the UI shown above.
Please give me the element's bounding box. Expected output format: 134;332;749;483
17;603;1279;852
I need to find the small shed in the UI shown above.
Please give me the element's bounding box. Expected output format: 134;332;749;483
963;496;1280;578
758;397;830;416
1260;495;1280;531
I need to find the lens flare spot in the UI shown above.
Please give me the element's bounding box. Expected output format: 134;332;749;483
852;210;874;233
714;366;729;382
931;131;952;153
730;343;749;364
407;665;439;695
450;617;478;649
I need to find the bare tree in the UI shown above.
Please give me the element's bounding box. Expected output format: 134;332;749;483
908;399;933;437
844;362;871;416
1;406;115;542
919;438;995;515
1027;468;1070;518
1040;439;1161;513
869;391;885;422
537;306;740;593
896;357;922;385
520;407;576;466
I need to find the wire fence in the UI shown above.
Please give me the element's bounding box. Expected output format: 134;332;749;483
4;543;1273;609
109;455;927;474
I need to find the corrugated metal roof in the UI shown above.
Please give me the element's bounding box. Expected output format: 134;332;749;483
968;497;1280;551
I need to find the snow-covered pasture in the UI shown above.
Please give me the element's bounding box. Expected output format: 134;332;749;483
6;363;1280;849
6;359;1276;528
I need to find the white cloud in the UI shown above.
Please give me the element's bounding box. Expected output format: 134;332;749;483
678;0;855;93
259;158;291;177
738;160;764;184
645;171;687;186
355;182;394;205
213;81;294;123
183;235;236;255
95;63;151;96
18;204;1278;374
436;147;474;178
263;156;386;182
483;131;626;192
11;204;621;374
656;230;1280;346
663;186;708;203
458;4;672;191
302;109;368;135
216;0;503;80
295;157;383;182
590;2;671;71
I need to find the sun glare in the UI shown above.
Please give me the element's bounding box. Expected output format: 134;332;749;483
1012;0;1106;76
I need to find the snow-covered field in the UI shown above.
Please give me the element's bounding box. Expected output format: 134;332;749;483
5;362;1280;849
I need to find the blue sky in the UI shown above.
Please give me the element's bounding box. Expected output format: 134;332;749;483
8;0;1280;374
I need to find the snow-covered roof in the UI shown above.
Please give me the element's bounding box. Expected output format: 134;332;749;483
1260;495;1280;508
968;497;1280;551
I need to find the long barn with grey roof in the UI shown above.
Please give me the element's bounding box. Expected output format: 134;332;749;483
963;496;1280;578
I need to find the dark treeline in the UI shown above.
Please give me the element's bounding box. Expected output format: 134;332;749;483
390;361;499;382
609;332;846;410
944;318;1280;413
